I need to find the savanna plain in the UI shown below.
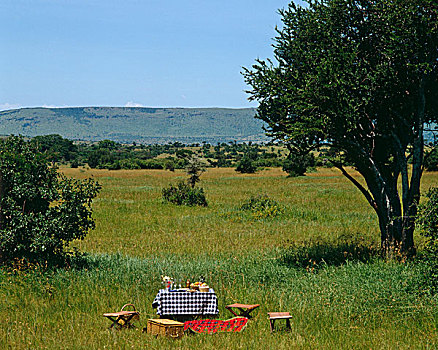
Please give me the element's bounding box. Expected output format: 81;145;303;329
1;167;437;349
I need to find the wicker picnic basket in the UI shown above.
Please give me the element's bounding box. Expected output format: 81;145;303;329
146;319;184;339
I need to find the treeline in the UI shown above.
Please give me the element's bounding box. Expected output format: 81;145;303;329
30;134;285;171
30;134;438;174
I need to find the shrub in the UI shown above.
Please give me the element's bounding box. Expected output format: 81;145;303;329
417;187;438;292
283;153;315;177
138;159;164;169
70;159;79;168
240;195;283;219
87;148;114;168
235;157;257;173
0;136;100;265
119;158;141;169
424;148;438;171
164;160;175;171
162;181;207;207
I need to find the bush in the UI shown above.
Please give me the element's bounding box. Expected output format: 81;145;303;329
70;159;79;168
0;136;100;265
138;159;164;169
424;147;438;171
417;187;438;292
162;181;207;206
164;160;175;172
283;152;315;177
235;157;257;173
119;158;141;169
240;195;283;219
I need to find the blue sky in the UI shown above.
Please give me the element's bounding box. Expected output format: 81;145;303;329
0;0;306;110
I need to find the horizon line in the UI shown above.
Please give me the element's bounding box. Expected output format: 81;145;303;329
1;105;258;112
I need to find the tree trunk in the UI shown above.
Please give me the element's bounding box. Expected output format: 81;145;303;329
352;151;416;257
398;77;426;256
373;188;403;254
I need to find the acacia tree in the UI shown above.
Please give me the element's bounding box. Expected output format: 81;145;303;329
0;136;100;264
185;156;206;188
243;0;438;255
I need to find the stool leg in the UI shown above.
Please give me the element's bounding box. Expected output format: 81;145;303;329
227;307;238;317
270;319;275;332
286;318;291;331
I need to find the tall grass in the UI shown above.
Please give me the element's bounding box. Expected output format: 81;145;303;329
1;253;436;349
65;167;386;257
1;167;437;349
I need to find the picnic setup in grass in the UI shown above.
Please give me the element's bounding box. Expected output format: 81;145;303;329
102;275;291;339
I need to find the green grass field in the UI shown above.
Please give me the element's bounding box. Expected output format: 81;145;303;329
1;167;437;349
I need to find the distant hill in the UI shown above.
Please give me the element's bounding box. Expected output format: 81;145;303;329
0;107;268;144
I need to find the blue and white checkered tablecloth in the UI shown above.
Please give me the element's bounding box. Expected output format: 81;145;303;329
152;289;219;316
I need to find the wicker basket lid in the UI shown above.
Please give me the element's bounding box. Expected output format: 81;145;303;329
148;319;184;326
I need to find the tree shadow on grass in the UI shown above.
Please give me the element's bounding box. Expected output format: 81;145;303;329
279;243;380;270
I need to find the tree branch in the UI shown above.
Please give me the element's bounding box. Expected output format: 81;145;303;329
330;160;378;211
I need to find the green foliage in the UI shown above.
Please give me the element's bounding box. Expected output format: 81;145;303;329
235;156;257;173
424;147;438;171
118;158;141;169
185;156;206;188
87;148;114;168
240;195;284;220
97;139;119;150
0;136;100;265
243;0;438;254
70;159;79;168
283;152;315;177
417;187;438;291
162;181;207;207
29;134;286;171
32;134;77;163
164;160;175;172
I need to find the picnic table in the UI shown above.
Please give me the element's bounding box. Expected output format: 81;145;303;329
152;289;219;317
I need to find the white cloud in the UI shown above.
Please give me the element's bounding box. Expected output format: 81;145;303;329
125;101;144;107
0;103;21;111
42;104;64;108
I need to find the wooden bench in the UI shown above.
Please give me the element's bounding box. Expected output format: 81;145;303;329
267;312;292;332
225;303;260;319
103;304;140;329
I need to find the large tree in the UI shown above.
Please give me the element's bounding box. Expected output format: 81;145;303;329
243;0;438;255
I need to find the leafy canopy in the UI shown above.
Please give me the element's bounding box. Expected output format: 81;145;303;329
244;0;438;152
0;136;100;265
243;0;438;253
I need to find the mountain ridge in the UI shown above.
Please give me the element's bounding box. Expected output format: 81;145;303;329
0;107;268;144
